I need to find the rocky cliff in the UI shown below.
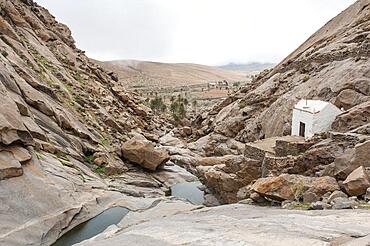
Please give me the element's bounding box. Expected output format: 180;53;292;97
196;0;370;142
0;0;171;244
0;0;369;245
185;0;370;204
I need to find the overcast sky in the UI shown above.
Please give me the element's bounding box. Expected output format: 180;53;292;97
38;0;355;65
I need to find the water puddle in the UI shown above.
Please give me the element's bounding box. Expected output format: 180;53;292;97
53;206;129;246
171;181;204;205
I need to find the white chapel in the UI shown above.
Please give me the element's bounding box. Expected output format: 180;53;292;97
291;99;342;138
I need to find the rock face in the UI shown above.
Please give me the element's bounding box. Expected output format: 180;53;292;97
343;166;370;196
121;139;170;171
194;0;370;143
76;202;370;246
0;151;23;179
0;0;169;244
332;101;370;132
196;155;260;203
251;174;339;202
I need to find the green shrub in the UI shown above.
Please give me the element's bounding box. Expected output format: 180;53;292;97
238;100;247;109
292;180;305;202
233;81;241;87
290;202;310;210
150;96;166;114
95;166;105;174
84;154;94;164
101;138;111;148
55;151;69;161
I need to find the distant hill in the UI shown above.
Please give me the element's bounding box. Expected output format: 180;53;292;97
219;62;275;72
96;60;249;88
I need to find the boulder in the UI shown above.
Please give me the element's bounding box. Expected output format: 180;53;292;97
323;140;370;180
328;190;348;203
196;155;260;203
343;166;370;196
251;174;339;202
159;132;186;148
236;185;252;200
303;192;319;203
330;197;357;209
194;133;245;156
332;101;370;132
250;192;267;203
121;139;170;171
309;201;331;210
203;194;220;207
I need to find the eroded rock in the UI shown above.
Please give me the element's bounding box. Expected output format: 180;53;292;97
343;166;370;196
0;151;23;180
121;139;170;171
251;174;339;202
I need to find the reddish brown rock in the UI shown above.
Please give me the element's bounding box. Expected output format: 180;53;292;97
343;166;370;196
196;155;260;203
251;174;339;202
121;139;169;171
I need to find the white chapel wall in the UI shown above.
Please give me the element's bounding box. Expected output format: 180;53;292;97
291;108;314;137
312;104;343;134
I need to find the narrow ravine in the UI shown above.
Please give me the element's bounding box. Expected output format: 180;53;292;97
53;207;129;246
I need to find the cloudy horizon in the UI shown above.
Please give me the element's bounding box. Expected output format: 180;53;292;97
38;0;355;66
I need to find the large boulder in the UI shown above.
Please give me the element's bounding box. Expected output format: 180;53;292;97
343;166;370;196
332;101;370;132
329;140;370;180
196;155;260;203
251;174;339;202
121;139;170;171
334;89;369;110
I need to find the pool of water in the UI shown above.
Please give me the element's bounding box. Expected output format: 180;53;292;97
53;206;129;246
171;181;204;205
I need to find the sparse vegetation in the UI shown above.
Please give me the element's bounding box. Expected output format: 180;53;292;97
101;137;111;148
95;166;105;174
74;73;86;85
238;99;247;109
292;180;305;202
149;96;167;114
84;154;94;165
303;75;310;82
55;151;69;161
358;201;370;210
290;202;310;210
233;81;241;87
170;95;187;122
192;99;198;113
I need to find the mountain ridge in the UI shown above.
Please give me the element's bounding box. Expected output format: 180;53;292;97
96;59;248;88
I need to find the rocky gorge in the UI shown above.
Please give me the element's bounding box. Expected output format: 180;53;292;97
0;0;369;245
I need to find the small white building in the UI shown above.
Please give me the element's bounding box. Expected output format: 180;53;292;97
291;99;342;138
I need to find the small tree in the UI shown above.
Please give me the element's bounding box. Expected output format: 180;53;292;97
233;81;241;87
192;99;198;114
150;96;166;115
170;96;187;122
